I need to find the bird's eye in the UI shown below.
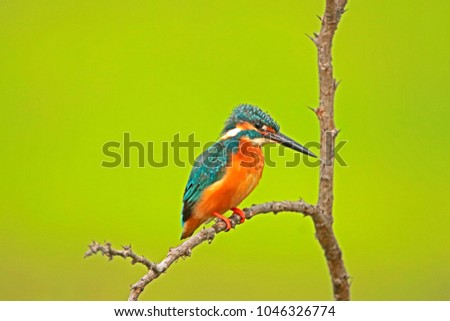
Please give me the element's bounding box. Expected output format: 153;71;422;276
254;122;263;130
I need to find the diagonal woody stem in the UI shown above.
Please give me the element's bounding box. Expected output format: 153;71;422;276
84;200;317;301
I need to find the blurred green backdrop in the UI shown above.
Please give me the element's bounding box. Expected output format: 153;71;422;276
1;0;449;300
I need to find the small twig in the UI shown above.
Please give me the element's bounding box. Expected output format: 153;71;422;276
84;242;157;271
85;200;317;301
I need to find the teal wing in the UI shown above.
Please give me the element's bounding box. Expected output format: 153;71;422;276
181;140;236;224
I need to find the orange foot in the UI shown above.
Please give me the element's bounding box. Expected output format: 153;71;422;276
231;207;246;223
212;212;231;231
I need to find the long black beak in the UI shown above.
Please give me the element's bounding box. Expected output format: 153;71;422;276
265;131;317;158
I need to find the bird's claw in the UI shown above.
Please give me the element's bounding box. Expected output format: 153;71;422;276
231;207;246;224
212;212;232;231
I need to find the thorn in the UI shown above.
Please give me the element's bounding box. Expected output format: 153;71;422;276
307;106;318;114
334;79;341;89
305;33;318;45
334;129;341;137
316;14;322;21
313;32;319;38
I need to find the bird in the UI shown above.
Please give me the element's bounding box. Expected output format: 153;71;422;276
180;104;316;239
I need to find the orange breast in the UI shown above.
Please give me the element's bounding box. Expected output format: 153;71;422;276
192;140;264;224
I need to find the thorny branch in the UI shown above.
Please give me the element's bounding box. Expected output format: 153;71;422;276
85;200;317;301
85;0;350;301
309;0;350;301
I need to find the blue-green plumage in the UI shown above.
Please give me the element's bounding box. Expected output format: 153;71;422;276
181;140;230;225
182;129;263;225
221;104;280;135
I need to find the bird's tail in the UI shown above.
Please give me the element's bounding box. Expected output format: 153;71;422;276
180;217;200;240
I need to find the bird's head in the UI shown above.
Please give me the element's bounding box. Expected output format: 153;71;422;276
220;104;317;157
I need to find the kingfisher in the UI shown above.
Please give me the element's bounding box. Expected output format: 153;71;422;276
180;104;316;239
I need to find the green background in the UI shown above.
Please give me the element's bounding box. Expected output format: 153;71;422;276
1;0;449;300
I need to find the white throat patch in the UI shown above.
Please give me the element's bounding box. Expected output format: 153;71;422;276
250;137;270;146
220;128;242;140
